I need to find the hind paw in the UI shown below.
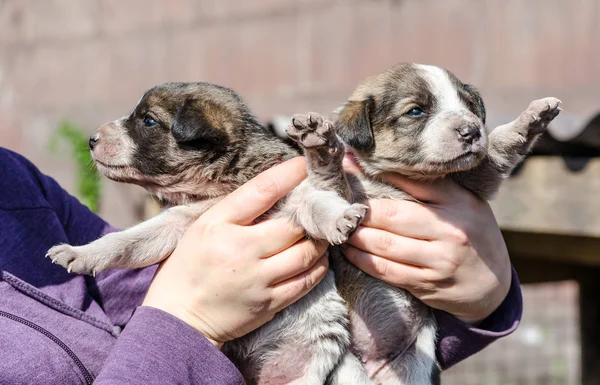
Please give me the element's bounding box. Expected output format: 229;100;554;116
46;244;100;276
328;203;368;245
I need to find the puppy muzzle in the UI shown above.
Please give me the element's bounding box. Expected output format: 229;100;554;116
89;120;136;168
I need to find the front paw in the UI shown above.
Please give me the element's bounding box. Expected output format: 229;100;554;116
520;97;562;135
46;244;101;276
286;113;337;149
328;203;368;245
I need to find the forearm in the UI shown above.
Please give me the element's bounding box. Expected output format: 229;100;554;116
94;307;244;385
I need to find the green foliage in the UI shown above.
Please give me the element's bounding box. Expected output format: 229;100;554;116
49;121;102;213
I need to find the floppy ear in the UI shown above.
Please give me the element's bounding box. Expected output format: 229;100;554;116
335;96;376;151
463;84;486;124
172;98;230;144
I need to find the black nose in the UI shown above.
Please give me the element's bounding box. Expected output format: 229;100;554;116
457;125;481;144
89;133;100;150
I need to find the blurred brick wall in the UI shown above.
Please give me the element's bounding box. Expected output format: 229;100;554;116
0;1;590;382
445;281;581;385
1;0;598;226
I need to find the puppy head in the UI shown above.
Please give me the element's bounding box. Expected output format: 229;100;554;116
336;63;487;178
89;82;256;202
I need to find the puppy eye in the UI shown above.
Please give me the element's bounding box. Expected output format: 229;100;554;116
405;107;425;117
143;115;158;127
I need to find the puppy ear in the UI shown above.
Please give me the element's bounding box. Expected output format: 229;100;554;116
172;99;230;144
335;96;376;151
463;84;486;124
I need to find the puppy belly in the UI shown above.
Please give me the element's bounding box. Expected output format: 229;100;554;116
252;345;312;385
350;313;418;378
229;270;349;385
347;284;433;384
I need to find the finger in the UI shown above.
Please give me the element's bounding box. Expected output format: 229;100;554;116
347;226;434;267
380;173;462;204
360;199;445;240
203;157;307;225
262;239;328;285
249;217;306;258
342;245;426;289
269;254;329;312
342;153;363;175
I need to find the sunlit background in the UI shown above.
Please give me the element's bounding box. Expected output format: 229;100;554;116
1;1;599;384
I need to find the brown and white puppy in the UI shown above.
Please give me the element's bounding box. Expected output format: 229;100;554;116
47;63;561;385
48;82;359;385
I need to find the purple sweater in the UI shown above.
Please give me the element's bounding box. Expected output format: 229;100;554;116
0;147;522;384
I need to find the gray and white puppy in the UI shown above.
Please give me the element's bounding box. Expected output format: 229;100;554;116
320;63;560;385
47;63;561;385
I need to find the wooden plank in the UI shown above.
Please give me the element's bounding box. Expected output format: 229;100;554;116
491;157;600;237
511;258;587;284
503;230;600;267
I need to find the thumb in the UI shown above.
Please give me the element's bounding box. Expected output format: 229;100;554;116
342;153;363;175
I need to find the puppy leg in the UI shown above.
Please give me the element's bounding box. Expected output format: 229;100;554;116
452;97;561;200
287;113;350;196
282;185;367;245
46;200;216;275
488;97;561;175
233;114;363;383
399;320;440;385
285;113;368;244
230;114;359;384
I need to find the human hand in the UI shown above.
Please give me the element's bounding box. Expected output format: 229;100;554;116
342;158;512;325
143;157;329;347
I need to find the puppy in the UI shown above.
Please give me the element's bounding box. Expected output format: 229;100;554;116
317;63;561;384
48;82;358;385
47;64;561;385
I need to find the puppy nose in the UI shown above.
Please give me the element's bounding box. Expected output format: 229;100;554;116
89;132;100;150
457;125;481;144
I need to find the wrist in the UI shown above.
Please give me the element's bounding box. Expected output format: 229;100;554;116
455;313;486;326
143;292;225;349
456;270;513;325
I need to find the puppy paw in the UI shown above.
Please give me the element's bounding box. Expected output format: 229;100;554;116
519;97;562;136
286;113;337;149
328;203;368;245
46;244;100;276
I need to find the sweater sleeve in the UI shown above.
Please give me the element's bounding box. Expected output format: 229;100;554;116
1;148;243;383
94;307;245;385
40;176;159;327
434;266;523;369
5;148;108;247
14;148;155;327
